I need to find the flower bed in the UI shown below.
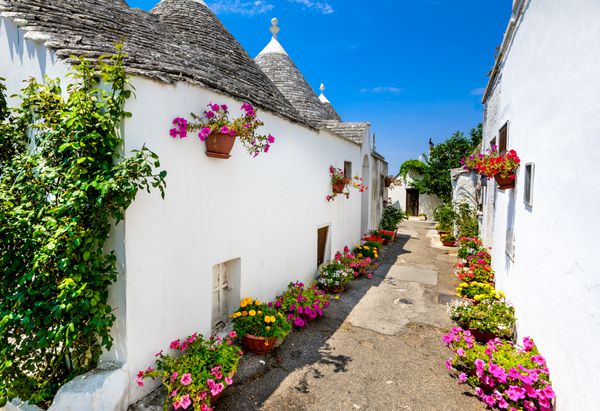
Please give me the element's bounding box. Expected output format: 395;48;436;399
138;333;242;410
317;261;354;293
272;282;331;328
443;237;555;410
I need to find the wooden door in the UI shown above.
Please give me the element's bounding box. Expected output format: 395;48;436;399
406;189;419;216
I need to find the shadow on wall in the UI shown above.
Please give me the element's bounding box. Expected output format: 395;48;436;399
2;17;54;78
213;235;412;410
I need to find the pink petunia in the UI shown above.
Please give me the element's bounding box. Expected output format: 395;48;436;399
229;331;237;338
220;126;229;134
181;373;192;386
169;390;178;398
180;395;192;410
225;376;233;385
458;373;467;383
170;371;178;382
267;135;275;144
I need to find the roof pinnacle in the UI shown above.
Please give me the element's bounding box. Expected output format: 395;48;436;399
270;18;280;39
318;83;330;104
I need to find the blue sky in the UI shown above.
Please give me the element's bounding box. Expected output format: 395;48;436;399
128;0;511;173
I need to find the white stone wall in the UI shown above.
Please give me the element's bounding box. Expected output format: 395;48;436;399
451;168;479;210
1;18;375;407
481;1;600;408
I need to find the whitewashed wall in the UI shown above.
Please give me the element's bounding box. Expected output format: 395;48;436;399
1;17;370;406
451;168;478;211
120;79;366;402
481;0;600;409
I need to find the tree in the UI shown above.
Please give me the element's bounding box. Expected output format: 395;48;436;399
412;124;482;201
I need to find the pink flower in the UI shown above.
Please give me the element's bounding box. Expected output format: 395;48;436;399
173;400;182;410
229;128;236;137
211;104;220;112
456;348;465;357
199;127;212;142
505;386;526;401
444;357;453;371
136;378;144;387
169;128;178;138
180;395;192;409
170;339;181;350
220;126;230;134
229;331;237;338
458;373;467;383
154;349;163;357
200;404;212;411
205;111;215;119
180;373;192;386
210;382;224;397
264;143;270;153
214;371;223;379
221;104;228;111
225;376;233;385
170;371;178;382
367;273;373;279
169;389;178;398
267;134;275;144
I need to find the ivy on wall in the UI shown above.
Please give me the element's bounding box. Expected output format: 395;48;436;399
0;45;166;406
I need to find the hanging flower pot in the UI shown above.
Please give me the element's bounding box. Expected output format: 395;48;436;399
332;180;346;194
494;174;516;190
241;334;278;354
205;133;236;159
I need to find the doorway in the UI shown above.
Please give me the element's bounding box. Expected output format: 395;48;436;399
406;189;419;216
317;226;330;267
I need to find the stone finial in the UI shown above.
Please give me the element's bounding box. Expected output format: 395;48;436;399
270;18;280;39
320;83;325;93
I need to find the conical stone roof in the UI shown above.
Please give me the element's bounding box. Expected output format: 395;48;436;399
0;0;305;125
255;19;331;125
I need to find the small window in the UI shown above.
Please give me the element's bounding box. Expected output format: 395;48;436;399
211;258;241;334
524;163;534;206
498;123;508;154
344;161;352;178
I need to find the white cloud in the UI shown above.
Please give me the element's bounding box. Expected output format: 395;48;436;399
470;87;486;96
207;0;274;16
286;0;334;14
360;86;405;94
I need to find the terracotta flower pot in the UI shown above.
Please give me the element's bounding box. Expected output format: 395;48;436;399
332;180;346;194
494;174;515;190
322;284;346;294
468;328;499;343
205;133;236;159
241;334;278;354
442;239;456;247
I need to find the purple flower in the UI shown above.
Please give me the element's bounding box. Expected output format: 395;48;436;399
199;127;212;142
170;128;178;138
264;144;270;153
267;134;275;144
211;104;220;112
458;373;467;383
220;126;230;134
293;317;305;328
229;128;236;137
205;111;215;119
221;104;228;111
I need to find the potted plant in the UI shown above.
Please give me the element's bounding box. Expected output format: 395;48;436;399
444;329;555;411
457;237;484;259
448;299;515;342
463;147;521;190
455;261;494;283
456;281;504;303
317;260;354;294
441;235;457;247
271;282;331;328
326;166;368;202
137;332;241;410
169;102;276;159
353;244;379;259
230;297;291;354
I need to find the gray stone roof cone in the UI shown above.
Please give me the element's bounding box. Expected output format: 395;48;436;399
318;83;342;122
255;18;332;125
0;0;305;124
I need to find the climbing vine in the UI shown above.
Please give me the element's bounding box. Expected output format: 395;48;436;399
0;45;166;406
398;159;427;179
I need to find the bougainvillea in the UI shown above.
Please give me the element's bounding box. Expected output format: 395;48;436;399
326;166;368;202
169;102;275;157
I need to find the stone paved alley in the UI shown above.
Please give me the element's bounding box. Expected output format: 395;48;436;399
216;220;484;411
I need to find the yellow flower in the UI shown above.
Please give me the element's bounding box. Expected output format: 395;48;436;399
357;253;363;258
364;246;370;250
265;317;271;323
257;311;263;316
266;326;271;331
242;311;248;317
271;316;276;322
249;310;256;316
255;300;261;306
240;301;247;308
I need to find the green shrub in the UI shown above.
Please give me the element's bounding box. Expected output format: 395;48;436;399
0;46;166;405
433;203;456;232
455;202;479;238
380;205;406;231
